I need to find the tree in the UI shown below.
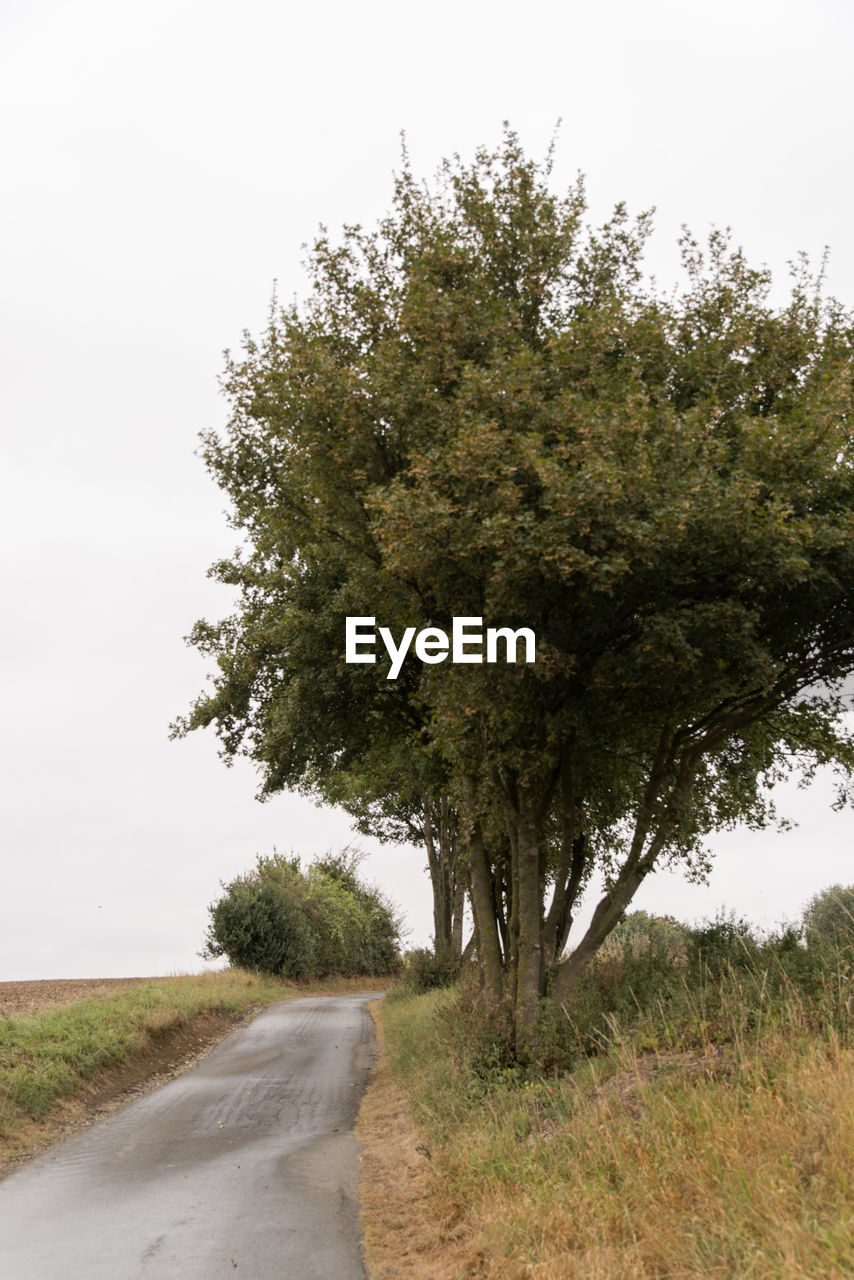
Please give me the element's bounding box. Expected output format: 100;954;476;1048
176;129;854;1050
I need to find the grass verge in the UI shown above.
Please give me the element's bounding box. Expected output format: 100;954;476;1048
0;969;385;1168
375;945;854;1280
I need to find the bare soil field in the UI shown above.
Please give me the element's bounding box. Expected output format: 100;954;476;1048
0;978;152;1015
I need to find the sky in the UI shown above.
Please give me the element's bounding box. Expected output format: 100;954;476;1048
1;0;852;980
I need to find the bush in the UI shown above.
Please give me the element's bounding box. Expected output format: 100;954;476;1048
397;945;462;995
304;866;365;976
441;904;854;1078
310;852;403;976
684;909;762;977
802;883;854;947
597;910;691;986
599;910;691;964
202;869;317;979
201;849;402;979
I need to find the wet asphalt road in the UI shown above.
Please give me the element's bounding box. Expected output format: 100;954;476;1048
0;993;383;1280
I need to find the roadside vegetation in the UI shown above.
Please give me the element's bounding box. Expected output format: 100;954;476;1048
201;848;402;979
375;889;854;1280
0;968;378;1165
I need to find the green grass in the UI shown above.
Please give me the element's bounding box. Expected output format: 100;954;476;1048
0;970;376;1157
379;932;854;1279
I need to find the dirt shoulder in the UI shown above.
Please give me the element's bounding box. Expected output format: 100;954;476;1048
356;1002;476;1280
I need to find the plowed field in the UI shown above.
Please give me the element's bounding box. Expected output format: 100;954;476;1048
0;978;152;1015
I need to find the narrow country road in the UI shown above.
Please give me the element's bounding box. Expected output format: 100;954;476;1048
0;993;383;1280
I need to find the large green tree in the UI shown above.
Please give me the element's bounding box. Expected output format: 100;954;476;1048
175;131;854;1048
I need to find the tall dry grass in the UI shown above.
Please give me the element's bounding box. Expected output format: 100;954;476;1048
380;927;854;1279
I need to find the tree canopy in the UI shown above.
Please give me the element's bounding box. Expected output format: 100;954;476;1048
174;129;854;1050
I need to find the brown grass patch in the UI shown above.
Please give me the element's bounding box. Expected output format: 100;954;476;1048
371;984;854;1280
357;1002;479;1280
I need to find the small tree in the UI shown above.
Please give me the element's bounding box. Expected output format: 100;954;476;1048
802;884;854;946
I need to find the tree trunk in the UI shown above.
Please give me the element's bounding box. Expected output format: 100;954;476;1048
439;796;464;957
503;813;520;989
451;866;465;955
422;792;452;952
467;822;504;1002
553;742;700;1001
512;807;543;1050
543;752;588;973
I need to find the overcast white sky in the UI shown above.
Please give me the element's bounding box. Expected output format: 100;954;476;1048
1;0;852;980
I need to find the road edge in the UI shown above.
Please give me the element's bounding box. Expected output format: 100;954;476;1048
356;999;475;1280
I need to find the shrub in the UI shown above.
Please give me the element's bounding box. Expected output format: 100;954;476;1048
599;909;691;964
684;908;761;976
304;866;365;976
311;851;403;976
202;872;317;979
201;849;402;978
802;883;854;947
397;945;462;995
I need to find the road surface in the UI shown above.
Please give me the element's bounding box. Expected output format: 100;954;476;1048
0;992;383;1279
